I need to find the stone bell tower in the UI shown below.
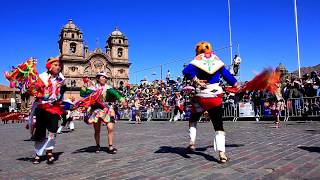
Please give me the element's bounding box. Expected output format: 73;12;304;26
58;19;86;99
105;27;130;88
58;19;84;60
106;27;129;61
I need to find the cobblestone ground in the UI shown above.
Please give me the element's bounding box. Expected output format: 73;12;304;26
0;120;320;179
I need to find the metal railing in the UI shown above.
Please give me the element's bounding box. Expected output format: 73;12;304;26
119;107;175;121
222;102;238;122
286;97;320;119
232;97;319;121
117;96;320;121
2;97;319;122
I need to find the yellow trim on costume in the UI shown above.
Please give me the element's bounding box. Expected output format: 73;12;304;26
190;53;224;74
47;57;60;64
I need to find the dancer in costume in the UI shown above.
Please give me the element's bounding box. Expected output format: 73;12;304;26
6;57;66;164
32;57;66;164
171;90;184;122
182;42;238;163
78;72;126;153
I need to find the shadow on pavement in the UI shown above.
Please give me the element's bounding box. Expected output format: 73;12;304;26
72;146;108;153
195;145;213;151
226;144;245;148
305;129;319;134
17;152;64;163
60;130;73;133
154;146;219;163
128;122;141;125
298;146;320;153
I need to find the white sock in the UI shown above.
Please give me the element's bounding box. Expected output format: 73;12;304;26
214;131;225;152
189;124;197;144
180;113;184;120
57;126;64;133
174;115;178;121
69;122;74;130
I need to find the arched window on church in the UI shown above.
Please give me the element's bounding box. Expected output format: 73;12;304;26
119;81;124;87
71;80;76;87
118;69;125;74
70;43;77;53
72;33;75;38
70;66;78;72
117;48;123;58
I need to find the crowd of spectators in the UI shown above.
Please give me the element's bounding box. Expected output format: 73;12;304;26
113;71;320;121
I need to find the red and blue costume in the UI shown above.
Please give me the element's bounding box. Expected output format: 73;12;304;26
182;42;237;163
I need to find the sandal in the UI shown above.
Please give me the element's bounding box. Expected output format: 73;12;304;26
219;152;229;164
33;155;41;164
186;144;195;152
107;145;117;154
46;152;55;164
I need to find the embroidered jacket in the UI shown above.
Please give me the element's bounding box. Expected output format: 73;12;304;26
36;72;65;115
183;52;237;86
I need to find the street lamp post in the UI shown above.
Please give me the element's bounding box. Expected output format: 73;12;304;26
294;0;301;78
227;0;233;65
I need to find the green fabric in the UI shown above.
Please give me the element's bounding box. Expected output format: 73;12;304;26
80;87;94;97
105;88;124;102
80;86;123;102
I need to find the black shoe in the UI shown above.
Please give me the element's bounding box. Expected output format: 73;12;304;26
107;146;117;154
95;145;100;153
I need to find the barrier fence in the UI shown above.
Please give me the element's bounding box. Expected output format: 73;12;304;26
286;97;320;119
118;96;320;121
1;97;319;122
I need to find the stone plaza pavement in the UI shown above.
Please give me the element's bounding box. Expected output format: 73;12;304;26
0;120;320;180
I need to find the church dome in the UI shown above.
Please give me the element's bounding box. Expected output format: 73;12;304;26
63;19;80;31
276;63;287;72
111;27;123;36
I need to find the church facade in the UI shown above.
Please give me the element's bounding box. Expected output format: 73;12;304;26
58;19;131;99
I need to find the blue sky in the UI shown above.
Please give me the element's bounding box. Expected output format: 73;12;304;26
0;0;319;85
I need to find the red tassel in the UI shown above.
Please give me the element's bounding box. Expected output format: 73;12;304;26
241;68;280;94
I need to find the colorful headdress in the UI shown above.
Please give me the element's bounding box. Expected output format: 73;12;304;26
4;57;44;97
195;41;212;55
46;57;61;70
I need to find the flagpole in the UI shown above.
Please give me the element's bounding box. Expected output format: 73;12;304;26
227;0;233;65
294;0;301;78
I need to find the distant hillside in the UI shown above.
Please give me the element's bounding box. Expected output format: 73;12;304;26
291;64;320;75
